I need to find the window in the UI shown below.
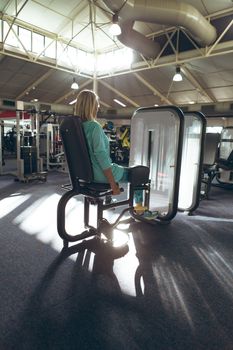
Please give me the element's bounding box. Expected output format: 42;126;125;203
77;50;94;73
206;126;223;133
44;37;56;59
18;26;31;51
3;22;19;48
32;32;44;54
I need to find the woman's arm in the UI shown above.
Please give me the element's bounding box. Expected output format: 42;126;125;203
103;167;121;195
91;123;121;195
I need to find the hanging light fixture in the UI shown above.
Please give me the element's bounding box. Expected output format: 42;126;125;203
109;13;122;36
71;77;79;90
173;66;183;82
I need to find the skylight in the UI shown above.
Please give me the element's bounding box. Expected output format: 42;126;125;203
2;18;133;76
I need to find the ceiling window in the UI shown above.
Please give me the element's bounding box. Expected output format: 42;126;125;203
44;37;56;59
1;20;133;76
57;42;72;67
3;22;19;48
96;48;133;74
18;26;31;51
67;46;77;67
32;32;44;55
77;50;94;73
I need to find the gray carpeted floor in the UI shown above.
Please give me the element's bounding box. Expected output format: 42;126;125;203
0;172;232;350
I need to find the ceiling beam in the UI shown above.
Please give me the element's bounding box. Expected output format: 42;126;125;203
181;66;217;103
99;100;111;108
0;48;92;78
16;69;54;100
2;10;233;78
99;80;139;108
98;38;233;79
4;20;32;59
3;0;29;44
134;72;173;105
206;18;233;57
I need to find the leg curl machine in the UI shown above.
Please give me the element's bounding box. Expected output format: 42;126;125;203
57;116;150;249
216;150;233;171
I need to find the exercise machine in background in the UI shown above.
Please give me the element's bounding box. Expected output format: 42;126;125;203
0;103;47;182
216;126;233;185
40;123;65;171
201;132;220;198
130;107;207;217
178;112;206;213
130;106;184;222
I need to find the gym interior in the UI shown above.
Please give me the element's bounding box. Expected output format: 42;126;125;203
0;1;233;349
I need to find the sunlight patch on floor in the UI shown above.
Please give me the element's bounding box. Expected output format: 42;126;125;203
189;216;233;222
152;257;195;330
113;231;139;297
0;193;31;219
9;191;142;277
13;193;67;253
194;245;233;298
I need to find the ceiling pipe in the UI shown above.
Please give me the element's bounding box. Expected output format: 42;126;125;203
102;0;217;58
118;19;161;58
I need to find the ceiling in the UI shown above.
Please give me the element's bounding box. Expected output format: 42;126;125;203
0;0;233;115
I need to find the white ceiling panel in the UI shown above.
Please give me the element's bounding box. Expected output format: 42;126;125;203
211;86;233;101
198;0;233;14
0;0;9;12
17;3;68;33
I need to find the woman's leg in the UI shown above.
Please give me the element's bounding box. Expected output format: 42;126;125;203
120;168;145;209
120;168;158;218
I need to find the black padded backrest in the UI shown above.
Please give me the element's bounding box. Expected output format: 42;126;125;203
60;116;93;187
203;133;220;166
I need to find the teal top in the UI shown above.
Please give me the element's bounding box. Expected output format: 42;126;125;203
82;120;124;183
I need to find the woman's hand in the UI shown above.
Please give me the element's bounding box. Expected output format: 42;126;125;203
111;182;121;195
103;167;121;195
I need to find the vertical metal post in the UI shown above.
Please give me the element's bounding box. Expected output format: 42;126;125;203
16;110;23;178
144;183;150;208
93;51;98;94
35;110;42;172
46;124;52;171
147;130;152;168
84;197;90;227
93;76;98;94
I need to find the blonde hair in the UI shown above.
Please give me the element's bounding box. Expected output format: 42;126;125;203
74;89;99;121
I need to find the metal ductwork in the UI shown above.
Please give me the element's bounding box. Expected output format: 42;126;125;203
102;0;217;58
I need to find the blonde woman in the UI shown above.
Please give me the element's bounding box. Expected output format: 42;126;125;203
75;89;156;218
75;89;123;195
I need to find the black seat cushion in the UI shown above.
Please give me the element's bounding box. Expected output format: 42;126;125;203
79;181;111;192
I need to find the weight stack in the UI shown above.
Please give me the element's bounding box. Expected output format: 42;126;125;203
20;146;37;175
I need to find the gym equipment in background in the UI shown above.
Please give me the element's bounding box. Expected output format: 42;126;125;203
216;127;233;185
201;132;220;198
130;106;184;221
178;112;206;213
